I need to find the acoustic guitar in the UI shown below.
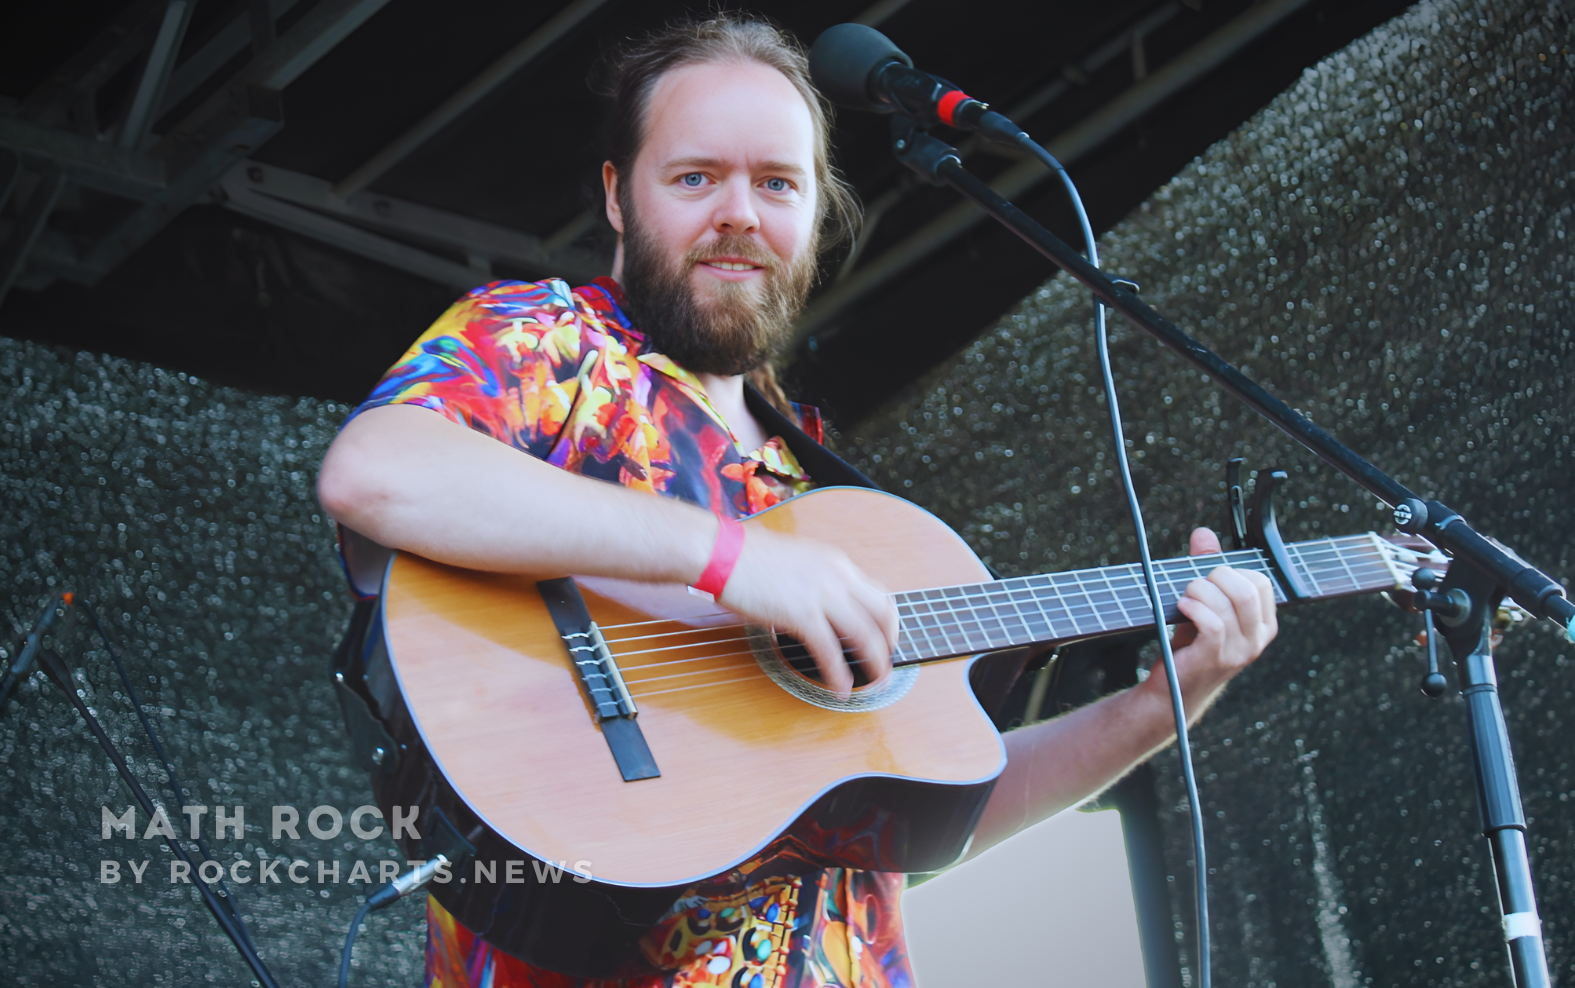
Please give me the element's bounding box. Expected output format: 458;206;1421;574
346;484;1441;976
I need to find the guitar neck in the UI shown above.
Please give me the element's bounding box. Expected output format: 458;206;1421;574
891;533;1429;665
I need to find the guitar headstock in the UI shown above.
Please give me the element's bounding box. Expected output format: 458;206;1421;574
1376;534;1451;608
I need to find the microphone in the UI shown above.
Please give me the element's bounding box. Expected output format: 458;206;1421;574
808;23;1024;144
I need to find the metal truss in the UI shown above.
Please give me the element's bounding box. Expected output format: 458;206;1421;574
0;0;616;306
217;160;608;289
0;0;1306;317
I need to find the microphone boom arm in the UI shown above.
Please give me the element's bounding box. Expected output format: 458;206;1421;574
890;127;1575;639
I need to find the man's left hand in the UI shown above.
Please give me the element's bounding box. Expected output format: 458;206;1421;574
1140;527;1279;719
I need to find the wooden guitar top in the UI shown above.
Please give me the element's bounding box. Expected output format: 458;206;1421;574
381;487;1007;886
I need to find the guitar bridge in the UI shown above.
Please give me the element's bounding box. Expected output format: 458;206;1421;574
537;577;659;782
564;622;638;720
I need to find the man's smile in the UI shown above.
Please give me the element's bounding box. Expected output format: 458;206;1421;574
697;256;766;279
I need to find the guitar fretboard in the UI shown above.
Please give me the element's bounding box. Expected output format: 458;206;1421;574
891;533;1427;665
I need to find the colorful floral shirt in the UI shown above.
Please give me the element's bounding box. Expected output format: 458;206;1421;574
353;278;820;518
351;278;914;988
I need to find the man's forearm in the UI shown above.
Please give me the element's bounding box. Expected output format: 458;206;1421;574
965;677;1228;860
318;403;716;583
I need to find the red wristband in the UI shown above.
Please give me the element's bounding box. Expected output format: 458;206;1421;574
691;517;745;598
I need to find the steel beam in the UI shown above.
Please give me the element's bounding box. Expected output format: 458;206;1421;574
333;0;612;199
249;0;279;55
172;0;390;135
222;181;490;292
160;0;308;118
78;0;392;283
0;116;167;198
118;0;198;149
0;166;68;306
793;0;1315;347
221;160;607;284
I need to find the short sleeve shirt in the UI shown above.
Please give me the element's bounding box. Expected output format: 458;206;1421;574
352;278;821;518
351;279;913;988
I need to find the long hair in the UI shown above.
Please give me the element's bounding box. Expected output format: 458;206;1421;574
595;12;862;416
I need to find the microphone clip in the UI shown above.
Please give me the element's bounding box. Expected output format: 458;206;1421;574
890;117;960;187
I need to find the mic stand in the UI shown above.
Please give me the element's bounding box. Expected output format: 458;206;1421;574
887;120;1561;987
1419;564;1549;986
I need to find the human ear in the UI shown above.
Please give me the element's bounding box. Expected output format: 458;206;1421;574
602;161;624;235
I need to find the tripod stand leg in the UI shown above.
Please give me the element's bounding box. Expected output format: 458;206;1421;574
1453;617;1550;988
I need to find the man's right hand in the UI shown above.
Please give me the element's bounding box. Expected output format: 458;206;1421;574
717;525;898;696
320;404;895;696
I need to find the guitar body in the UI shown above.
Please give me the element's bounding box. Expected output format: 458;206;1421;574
364;487;1009;975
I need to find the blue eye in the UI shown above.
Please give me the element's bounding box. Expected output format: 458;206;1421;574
765;177;789;192
681;173;705;187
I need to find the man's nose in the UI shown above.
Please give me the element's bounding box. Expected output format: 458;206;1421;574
711;177;760;235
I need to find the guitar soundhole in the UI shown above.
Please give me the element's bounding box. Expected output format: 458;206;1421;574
774;633;873;688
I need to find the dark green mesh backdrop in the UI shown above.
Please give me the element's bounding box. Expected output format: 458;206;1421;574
841;1;1573;986
1;0;1571;985
0;359;413;985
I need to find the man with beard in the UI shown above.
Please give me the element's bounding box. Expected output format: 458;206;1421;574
317;13;1276;988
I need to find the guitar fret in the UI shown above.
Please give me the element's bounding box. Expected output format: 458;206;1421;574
928;588;959;656
1074;567;1113;633
996;582;1029;641
941;586;980;656
1022;582;1061;641
1007;583;1053;645
937;588;973;659
980;585;1019;648
905;591;949;661
924;588;959;660
1005;585;1044;643
1026;573;1076;641
1102;566;1135;629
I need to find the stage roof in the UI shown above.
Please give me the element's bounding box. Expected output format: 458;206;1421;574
0;0;1411;423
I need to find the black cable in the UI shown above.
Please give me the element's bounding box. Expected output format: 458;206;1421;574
1016;134;1213;988
338;858;447;988
79;599;255;950
30;633;283;988
338;900;374;988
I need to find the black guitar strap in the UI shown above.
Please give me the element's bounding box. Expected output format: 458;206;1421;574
743;384;882;492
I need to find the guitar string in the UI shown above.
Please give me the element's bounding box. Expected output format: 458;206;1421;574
604;548;1398;675
588;545;1282;635
599;549;1288;648
625;651;890;688
612;594;1293;701
590;538;1390;643
591;540;1391;664
630;673;775;699
620;567;1398;699
616;560;1400;695
618;568;1403;697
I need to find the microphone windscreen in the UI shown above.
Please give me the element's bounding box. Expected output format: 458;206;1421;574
808;23;912;112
